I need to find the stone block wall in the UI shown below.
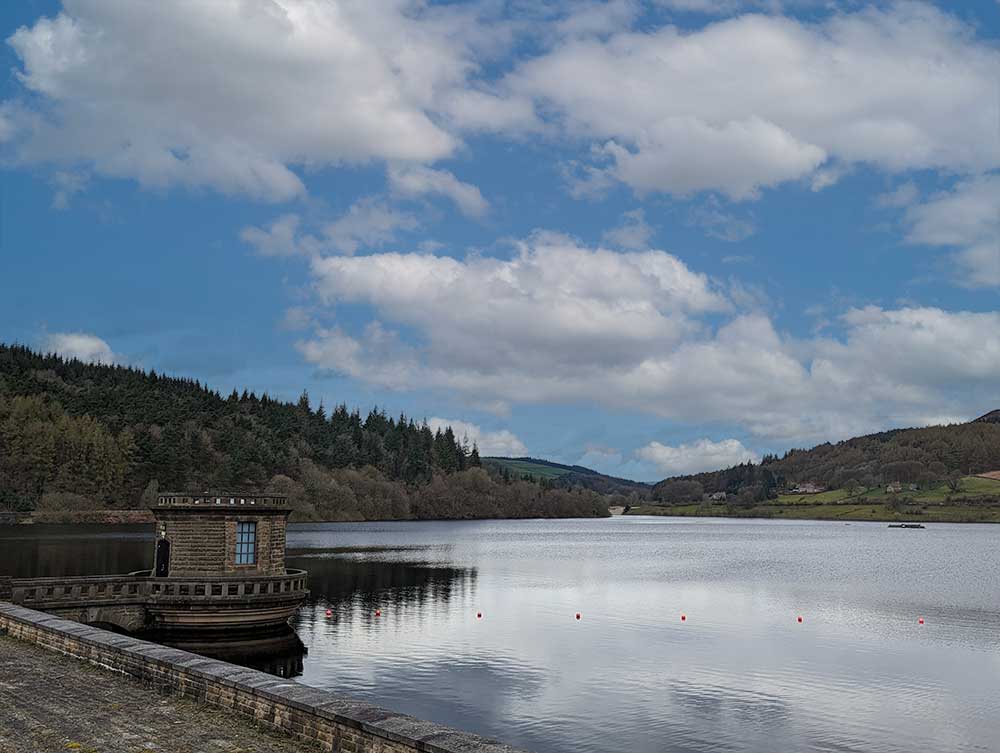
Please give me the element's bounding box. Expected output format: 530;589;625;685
0;603;526;753
158;511;228;575
157;511;287;576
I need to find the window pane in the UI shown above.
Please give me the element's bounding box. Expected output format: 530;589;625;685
235;522;256;564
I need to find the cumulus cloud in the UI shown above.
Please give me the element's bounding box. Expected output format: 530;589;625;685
306;232;728;377
602;209;654;250
687;197;756;242
241;214;311;257
901;175;1000;288
388;164;488;217
427;417;528;457
241;199;418;257
554;0;639;38
296;230;1000;443
7;1;995;214
637;438;759;475
4;0;503;200
506;3;1000;198
42;332;119;364
322;199;419;256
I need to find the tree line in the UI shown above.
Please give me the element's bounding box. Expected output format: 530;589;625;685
0;344;608;520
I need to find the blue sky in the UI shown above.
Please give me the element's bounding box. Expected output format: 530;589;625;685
1;0;998;481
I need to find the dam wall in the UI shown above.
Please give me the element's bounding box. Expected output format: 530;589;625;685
0;602;525;753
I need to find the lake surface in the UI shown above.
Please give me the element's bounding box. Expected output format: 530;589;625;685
2;517;999;753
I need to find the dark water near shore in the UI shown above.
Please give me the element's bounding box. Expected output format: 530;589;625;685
2;517;999;753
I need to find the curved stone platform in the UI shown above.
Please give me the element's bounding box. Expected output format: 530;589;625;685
1;569;308;633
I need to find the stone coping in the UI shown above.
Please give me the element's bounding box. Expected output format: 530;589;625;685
0;602;529;753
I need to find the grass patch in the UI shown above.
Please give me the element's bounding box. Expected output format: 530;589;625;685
628;486;1000;524
776;488;858;505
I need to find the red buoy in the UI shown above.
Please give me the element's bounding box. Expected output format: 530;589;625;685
476;611;483;620
375;609;381;617
797;616;803;623
575;612;581;620
680;614;686;622
325;609;332;618
918;617;924;625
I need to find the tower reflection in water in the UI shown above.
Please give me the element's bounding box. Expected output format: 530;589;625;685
152;626;307;678
147;546;475;679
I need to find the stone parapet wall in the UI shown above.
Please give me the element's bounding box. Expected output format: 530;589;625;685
0;603;527;753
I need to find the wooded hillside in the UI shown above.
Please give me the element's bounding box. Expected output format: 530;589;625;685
0;344;609;521
653;416;1000;504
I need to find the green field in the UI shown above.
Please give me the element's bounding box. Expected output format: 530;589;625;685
776;488;858;505
776;476;1000;506
629;476;1000;524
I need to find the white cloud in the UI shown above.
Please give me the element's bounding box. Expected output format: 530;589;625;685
296;229;1000;444
322;198;419;256
241;198;418;257
427;417;528;457
388;164;488;217
637;438;759;475
602;209;654;250
42;332;119;364
8;1;993;212
876;181;919;209
900;175;1000;288
505;3;1000;198
687;197;756;241
654;0;747;12
241;214;310;258
555;0;639;38
305;232;728;377
809;163;850;192
4;1;502;200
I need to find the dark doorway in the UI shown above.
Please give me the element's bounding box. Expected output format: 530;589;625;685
154;539;170;577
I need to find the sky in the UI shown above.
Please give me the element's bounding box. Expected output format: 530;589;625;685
0;0;998;482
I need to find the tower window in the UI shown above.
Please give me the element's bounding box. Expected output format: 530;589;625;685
236;521;256;565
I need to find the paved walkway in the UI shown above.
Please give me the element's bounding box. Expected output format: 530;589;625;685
0;635;317;753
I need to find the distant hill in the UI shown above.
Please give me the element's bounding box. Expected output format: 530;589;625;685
484;456;651;498
652;413;1000;504
974;410;1000;424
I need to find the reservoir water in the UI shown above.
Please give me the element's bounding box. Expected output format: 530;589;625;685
2;517;999;753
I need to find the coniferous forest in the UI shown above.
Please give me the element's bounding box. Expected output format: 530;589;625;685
0;344;609;521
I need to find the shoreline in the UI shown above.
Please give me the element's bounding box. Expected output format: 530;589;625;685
0;509;611;527
625;502;1000;524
